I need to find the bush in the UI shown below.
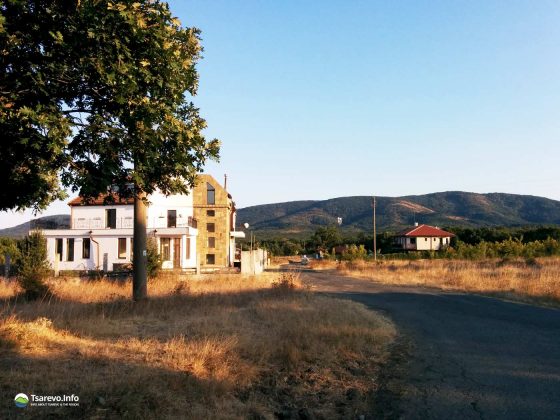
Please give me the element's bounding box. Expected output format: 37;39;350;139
341;244;367;261
146;238;162;279
14;231;51;300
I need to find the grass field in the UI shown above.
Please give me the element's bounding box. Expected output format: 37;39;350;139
0;272;395;419
309;257;560;306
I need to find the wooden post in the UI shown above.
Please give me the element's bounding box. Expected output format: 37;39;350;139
133;191;148;300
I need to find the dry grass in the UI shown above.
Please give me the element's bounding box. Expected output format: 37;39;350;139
0;271;395;419
311;257;560;306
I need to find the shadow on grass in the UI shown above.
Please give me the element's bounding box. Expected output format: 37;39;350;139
0;329;228;419
0;284;363;419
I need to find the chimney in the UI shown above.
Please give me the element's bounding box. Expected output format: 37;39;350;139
224;173;228;191
414;222;419;227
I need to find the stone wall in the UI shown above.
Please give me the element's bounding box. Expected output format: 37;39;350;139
193;174;233;268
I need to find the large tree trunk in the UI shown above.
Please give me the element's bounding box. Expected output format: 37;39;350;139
133;191;148;300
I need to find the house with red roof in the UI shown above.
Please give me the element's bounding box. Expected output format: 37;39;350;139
394;223;455;251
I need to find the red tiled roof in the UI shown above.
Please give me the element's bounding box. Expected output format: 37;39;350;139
396;224;455;238
68;193;134;206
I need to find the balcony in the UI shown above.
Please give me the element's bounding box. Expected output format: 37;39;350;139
148;216;198;229
72;217;133;229
72;216;198;230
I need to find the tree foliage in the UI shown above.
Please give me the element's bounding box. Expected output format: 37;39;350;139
0;0;219;211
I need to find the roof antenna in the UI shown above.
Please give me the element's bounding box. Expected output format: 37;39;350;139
224;173;228;191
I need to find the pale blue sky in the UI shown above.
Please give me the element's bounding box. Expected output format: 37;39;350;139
1;0;559;228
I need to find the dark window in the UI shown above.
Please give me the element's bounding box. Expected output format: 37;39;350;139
167;210;177;228
207;210;215;217
160;238;171;261
106;209;116;229
207;223;215;233
206;254;215;265
208;237;216;248
410;238;416;244
207;183;215;205
83;238;91;259
118;238;127;259
55;238;63;262
66;238;74;261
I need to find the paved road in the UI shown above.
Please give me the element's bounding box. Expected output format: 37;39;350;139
300;270;560;419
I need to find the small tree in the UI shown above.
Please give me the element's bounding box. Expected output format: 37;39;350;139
341;244;367;261
146;238;162;279
14;231;51;300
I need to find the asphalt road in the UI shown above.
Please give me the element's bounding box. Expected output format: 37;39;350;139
300;270;560;419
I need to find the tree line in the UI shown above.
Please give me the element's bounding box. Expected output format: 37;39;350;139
257;225;560;259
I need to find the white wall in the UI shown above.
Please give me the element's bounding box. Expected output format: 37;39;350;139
72;205;133;229
147;192;194;229
241;249;268;275
46;230;132;272
415;236;450;251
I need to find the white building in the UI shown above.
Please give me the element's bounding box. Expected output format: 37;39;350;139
394;224;455;251
42;191;198;273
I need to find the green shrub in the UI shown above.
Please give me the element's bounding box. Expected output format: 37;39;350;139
14;231;51;300
341;244;367;261
146;238;162;279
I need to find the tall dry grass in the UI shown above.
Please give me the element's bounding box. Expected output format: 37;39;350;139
314;257;560;306
0;272;395;419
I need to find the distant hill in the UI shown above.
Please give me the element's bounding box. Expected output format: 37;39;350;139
3;191;560;240
0;215;70;238
236;192;560;239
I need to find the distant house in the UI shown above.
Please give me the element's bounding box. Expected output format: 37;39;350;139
394;224;455;251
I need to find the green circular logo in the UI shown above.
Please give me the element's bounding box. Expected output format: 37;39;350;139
14;393;29;408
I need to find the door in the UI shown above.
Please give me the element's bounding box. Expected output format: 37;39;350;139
173;238;181;268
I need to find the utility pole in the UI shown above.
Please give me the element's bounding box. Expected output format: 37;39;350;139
372;197;377;261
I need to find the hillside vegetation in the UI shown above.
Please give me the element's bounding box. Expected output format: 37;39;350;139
237;191;560;239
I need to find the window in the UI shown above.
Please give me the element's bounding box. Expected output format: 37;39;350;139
160;238;171;261
425;238;428;241
66;238;74;261
207;183;215;205
207;210;215;217
206;254;215;265
410;238;416;244
106;209;116;229
83;238;91;259
118;238;127;259
55;238;63;262
185;238;190;259
208;237;216;248
167;210;177;228
207;223;215;233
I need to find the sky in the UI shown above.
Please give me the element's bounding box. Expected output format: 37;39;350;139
1;0;560;228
